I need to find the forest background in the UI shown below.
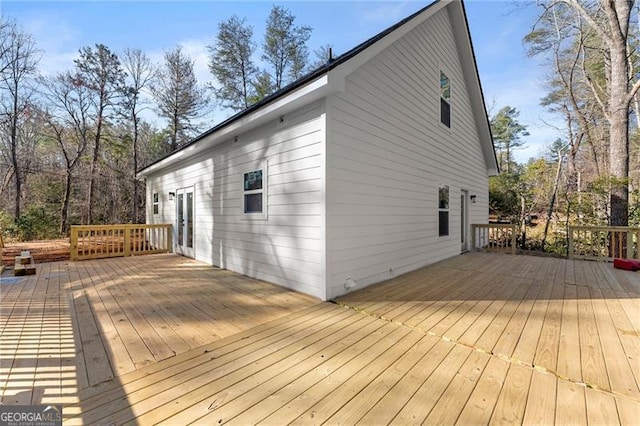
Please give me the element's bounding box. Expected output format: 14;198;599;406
1;1;640;257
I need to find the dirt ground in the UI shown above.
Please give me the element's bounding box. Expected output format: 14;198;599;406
1;239;70;266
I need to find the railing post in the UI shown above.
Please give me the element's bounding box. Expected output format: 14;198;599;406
167;224;173;253
124;227;131;257
510;225;517;254
70;227;78;261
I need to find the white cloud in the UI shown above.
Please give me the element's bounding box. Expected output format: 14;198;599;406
357;2;417;25
16;13;79;76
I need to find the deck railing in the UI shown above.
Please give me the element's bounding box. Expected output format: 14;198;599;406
70;224;172;261
471;223;517;255
568;225;640;261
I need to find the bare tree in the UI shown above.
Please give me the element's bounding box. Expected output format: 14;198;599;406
121;48;154;223
74;43;125;223
151;45;208;152
0;20;40;221
40;72;92;233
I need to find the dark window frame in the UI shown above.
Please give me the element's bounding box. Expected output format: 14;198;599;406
243;168;267;218
152;192;159;215
438;185;449;237
440;71;451;128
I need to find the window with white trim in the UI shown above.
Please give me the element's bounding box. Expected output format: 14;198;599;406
440;71;451;127
152;192;159;215
438;185;449;236
243;169;265;215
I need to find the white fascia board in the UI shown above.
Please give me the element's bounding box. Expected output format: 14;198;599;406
137;75;332;178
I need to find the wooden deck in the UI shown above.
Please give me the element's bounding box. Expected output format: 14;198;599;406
1;252;639;424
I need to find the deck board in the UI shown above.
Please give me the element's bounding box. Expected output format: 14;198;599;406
2;251;639;424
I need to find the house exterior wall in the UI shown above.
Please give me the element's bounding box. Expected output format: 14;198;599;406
325;7;490;299
145;100;326;300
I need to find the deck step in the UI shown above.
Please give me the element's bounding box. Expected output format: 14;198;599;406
14;251;35;276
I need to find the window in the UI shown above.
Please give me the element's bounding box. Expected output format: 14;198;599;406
244;169;264;214
440;71;451;127
439;185;449;236
152;192;159;215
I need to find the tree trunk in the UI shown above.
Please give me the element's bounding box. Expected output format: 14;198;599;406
542;155;564;248
132;115;139;223
10;79;21;221
88;112;103;224
608;18;630;226
60;169;72;234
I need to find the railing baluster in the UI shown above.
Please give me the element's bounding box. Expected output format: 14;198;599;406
470;224;518;255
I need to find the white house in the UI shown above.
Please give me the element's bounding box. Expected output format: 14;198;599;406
137;0;498;301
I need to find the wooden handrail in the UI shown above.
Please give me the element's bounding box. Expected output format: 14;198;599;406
471;224;517;255
70;224;172;261
568;225;640;261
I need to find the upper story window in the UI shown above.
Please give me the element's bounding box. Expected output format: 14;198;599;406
152;192;159;215
440;71;451;128
244;169;264;214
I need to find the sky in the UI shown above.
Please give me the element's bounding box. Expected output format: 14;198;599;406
0;0;559;163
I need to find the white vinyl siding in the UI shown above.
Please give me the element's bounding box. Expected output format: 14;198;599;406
325;7;490;299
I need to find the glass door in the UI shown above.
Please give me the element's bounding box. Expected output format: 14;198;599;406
176;186;194;258
461;190;468;252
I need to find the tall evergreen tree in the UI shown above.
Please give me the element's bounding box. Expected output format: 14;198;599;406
208;15;256;111
151;45;208;152
490;106;529;173
262;5;312;91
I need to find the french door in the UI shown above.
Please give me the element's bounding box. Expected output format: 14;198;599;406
176;186;194;258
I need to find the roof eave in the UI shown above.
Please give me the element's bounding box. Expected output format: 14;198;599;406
137;74;333;178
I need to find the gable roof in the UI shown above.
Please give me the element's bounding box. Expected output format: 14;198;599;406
138;0;498;177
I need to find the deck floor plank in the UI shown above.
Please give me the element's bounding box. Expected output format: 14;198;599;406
489;363;532;424
455;356;510;425
522;369;556;425
555;379;586;425
557;284;581;382
576;285;610;393
585;387;619;425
